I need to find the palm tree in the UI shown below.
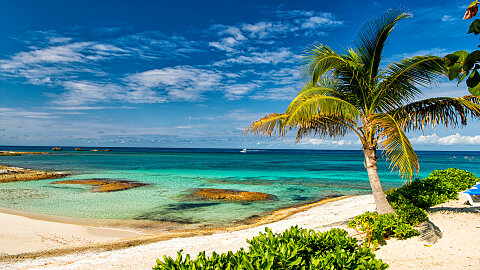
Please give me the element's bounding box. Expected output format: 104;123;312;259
245;9;480;214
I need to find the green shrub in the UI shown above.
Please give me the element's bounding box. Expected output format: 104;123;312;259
385;168;478;224
349;168;477;248
392;202;428;225
347;212;419;249
153;226;389;270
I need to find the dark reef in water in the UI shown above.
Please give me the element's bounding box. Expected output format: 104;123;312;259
52;179;148;192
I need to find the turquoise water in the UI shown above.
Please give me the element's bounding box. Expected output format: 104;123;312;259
0;146;479;226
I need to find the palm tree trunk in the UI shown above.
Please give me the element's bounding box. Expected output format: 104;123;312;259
363;147;395;214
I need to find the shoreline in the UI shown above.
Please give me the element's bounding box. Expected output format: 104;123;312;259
0;195;377;269
0;195;349;260
2;196;478;270
0;163;357;259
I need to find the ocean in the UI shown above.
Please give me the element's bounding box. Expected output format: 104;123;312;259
0;146;478;227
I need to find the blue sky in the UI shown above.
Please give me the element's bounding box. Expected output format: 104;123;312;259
0;0;479;150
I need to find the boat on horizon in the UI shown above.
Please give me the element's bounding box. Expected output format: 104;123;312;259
240;148;247;153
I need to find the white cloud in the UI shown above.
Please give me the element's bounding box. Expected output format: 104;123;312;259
53;81;125;106
208;9;343;52
221;26;247;41
126;66;223;102
51;106;134;111
214;48;296;66
189;110;268;122
208;37;240;52
410;133;480;145
224;83;258;100
241;21;290;39
93;26;125;34
274;10;343;34
114;31;202;59
0;107;60;119
0;42;128;71
208;25;248;52
250;67;302;101
0;40;128;87
250;86;299;101
49;37;73;44
441;15;455;22
302;138;361;146
301;15;343;29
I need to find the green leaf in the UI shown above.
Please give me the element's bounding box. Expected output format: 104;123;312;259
458;71;469;84
468;19;480;35
467;70;480;88
464;50;480;70
453;50;469;63
447;65;463;81
444;53;460;67
469;82;480;96
445;51;470;81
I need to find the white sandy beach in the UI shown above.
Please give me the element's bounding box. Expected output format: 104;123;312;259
0;194;478;269
0;211;145;255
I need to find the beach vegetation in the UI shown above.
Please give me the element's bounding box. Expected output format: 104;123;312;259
154;226;388;269
347;211;419;250
386;168;478;212
350;168;478;248
245;9;480;214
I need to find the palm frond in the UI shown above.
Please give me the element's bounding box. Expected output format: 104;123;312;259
369;113;419;179
355;9;410;82
294;115;353;142
300;44;348;85
287;78;341;114
391;95;480;131
286;95;362;126
244;113;288;137
374;56;446;112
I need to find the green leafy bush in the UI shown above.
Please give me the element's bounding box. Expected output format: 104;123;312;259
153;226;389;270
350;168;477;249
387;168;478;210
347;212;419;249
391;202;428;225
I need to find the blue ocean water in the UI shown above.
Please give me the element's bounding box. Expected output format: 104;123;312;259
0;146;479;226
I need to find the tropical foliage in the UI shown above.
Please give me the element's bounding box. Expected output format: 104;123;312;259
386;168;479;213
347;211;419;250
349;168;478;249
444;0;480;96
245;9;480;213
154;226;388;269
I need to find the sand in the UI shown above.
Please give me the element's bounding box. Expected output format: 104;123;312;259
0;211;145;255
0;195;478;269
375;196;480;269
0;195;375;269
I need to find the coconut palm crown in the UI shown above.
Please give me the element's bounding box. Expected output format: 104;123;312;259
245;9;480;214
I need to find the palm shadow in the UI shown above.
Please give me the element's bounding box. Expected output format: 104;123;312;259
419;202;480;244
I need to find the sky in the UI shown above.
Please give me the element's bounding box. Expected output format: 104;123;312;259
0;0;479;150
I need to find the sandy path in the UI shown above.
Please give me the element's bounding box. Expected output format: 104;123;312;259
0;195;376;269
